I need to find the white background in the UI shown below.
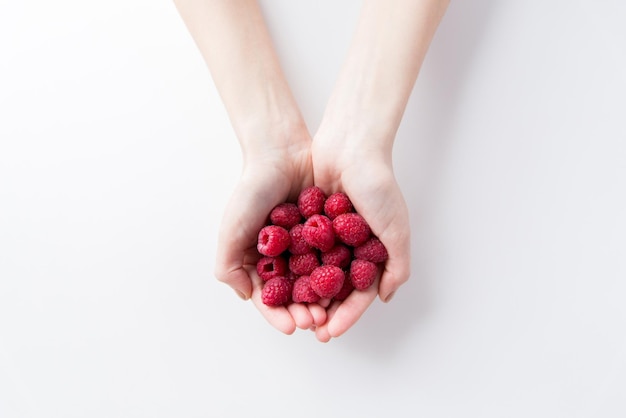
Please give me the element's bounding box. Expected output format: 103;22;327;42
1;1;625;417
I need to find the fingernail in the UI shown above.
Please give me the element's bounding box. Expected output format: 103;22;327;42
234;289;248;300
383;291;396;303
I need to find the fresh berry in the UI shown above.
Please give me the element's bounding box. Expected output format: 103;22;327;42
320;244;352;268
269;203;302;229
333;276;354;301
261;277;293;306
292;275;321;303
287;224;312;255
349;259;378;290
257;225;291;257
289;252;320;276
256;256;288;281
310;265;345;299
332;213;371;247
256;189;390;307
354;237;388;263
324;192;353;220
297;186;326;218
302;214;335;252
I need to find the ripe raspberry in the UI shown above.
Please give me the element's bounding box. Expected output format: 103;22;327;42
349;259;378;291
333;276;354;301
354;237;388;263
302;214;335;252
262;277;293;306
256;256;288;281
269;203;302;229
320;244;352;269
332;213;371;247
297;186;326;218
324;192;353;220
310;265;345;299
289;252;320;276
287;224;311;255
292;275;321;303
257;225;291;257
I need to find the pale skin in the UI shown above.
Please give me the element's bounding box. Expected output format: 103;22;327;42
173;0;449;342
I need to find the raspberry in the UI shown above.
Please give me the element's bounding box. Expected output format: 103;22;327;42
332;213;371;247
310;265;345;299
302;214;335;252
287;224;311;255
292;275;321;303
261;277;293;306
289;252;320;276
297;186;326;218
354;237;388;263
256;256;288;281
324;192;353;220
320;244;352;268
333;276;354;301
269;203;302;229
255;189;390;309
257;225;291;257
349;259;378;290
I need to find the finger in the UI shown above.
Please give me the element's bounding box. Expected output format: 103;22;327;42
327;277;379;338
317;298;332;309
307;303;327;326
287;303;314;330
365;197;410;302
315;301;341;343
377;231;411;303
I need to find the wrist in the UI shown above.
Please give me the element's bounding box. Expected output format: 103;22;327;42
315;105;397;164
236;112;312;166
317;68;406;156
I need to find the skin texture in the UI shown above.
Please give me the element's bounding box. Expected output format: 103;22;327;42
173;0;449;341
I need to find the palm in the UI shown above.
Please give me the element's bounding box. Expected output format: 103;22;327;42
216;146;326;333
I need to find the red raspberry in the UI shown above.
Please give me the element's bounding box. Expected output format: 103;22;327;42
320;244;351;268
287;224;312;255
333;276;354;301
289;252;320;276
257;225;291;257
310;265;345;299
354;237;388;263
256;256;288;281
292;275;321;303
302;214;335;252
297;186;326;218
324;192;353;220
332;213;371;247
269;203;302;229
262;277;293;306
349;259;378;290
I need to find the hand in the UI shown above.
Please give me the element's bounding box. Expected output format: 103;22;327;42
215;132;327;334
310;134;411;342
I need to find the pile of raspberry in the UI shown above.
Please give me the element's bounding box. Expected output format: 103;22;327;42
257;186;388;306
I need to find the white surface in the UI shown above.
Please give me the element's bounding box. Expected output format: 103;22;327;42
1;1;625;417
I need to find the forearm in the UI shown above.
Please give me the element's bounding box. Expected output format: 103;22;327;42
319;0;449;152
173;0;306;153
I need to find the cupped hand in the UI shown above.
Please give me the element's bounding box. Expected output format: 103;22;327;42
214;135;327;334
311;137;411;342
